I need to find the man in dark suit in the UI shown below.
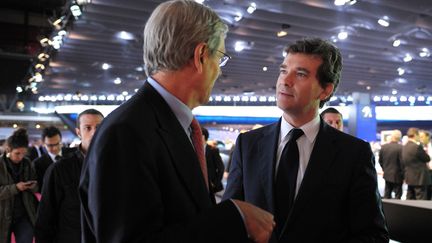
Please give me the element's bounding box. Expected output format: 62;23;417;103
379;130;404;199
201;127;225;197
32;126;75;192
223;38;389;242
402;127;431;200
79;1;274;243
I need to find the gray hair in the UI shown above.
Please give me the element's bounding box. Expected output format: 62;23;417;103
143;0;228;76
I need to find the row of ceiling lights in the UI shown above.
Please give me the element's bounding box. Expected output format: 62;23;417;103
16;0;90;96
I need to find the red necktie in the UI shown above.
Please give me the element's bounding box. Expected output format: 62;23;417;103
190;118;208;190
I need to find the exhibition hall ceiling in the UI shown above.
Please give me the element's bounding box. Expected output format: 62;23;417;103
1;0;432;99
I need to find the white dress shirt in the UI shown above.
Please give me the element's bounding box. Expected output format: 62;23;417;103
275;115;320;197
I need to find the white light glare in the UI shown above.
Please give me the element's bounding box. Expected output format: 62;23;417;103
397;67;405;76
70;5;82;17
16;86;23;93
418;96;425;102
194;0;205;4
102;63;111;70
392;89;397;95
334;0;356;6
234;13;243;22
408;96;416;103
262;66;268;71
392;39;401;47
337;31;348;40
419;48;430;57
117;31;134;40
114;77;122;84
247;3;257;14
373;96;381;102
403;53;412;62
234;41;245;52
378;16;389;27
399;96;407;102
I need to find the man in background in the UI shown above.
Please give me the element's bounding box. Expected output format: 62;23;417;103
418;129;432;199
32;126;74;191
201;127;225;199
223;38;388;242
79;1;274;243
35;109;104;243
379;129;404;199
320;107;343;131
402;127;431;200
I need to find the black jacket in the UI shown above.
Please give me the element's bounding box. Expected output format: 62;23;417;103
205;145;225;193
35;149;84;243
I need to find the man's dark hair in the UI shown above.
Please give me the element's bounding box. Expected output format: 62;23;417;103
42;126;62;140
285;38;342;108
320;107;342;118
77;109;104;127
201;127;209;141
7;128;29;150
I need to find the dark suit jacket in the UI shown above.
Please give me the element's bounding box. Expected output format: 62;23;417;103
79;82;248;243
379;142;404;183
223;119;389;242
206;145;225;193
32;147;75;192
402;141;431;186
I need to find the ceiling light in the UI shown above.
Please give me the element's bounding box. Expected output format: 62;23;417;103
262;66;268;71
348;0;357;5
194;0;205;4
40;37;51;46
400;96;407;102
403;53;412;62
397;67;405;76
70;5;82;17
117;31;134;40
277;30;288;37
102;63;111;70
392;89;397;95
392;39;401;47
382;96;389;101
337;31;348;40
16;86;23;93
334;0;346;6
107;95;115;101
366;86;371;90
122;91;128;96
408;96;416;103
373;96;381;102
77;0;92;4
38;53;50;61
98;95;106;101
418;96;425;102
234;13;243;22
378;16;390;27
35;63;45;70
51;16;64;29
134;88;138;92
58;30;67;36
390;96;397;102
419;48;430;57
234;41;245;52
114;77;122;84
247;2;257;14
282;51;287;57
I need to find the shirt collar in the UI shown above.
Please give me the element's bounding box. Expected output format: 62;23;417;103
47;151;62;162
280;115;320;143
146;77;193;131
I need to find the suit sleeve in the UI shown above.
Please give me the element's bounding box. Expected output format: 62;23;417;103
79;124;248;243
416;144;430;163
347;142;389;242
222;133;245;201
35;164;61;243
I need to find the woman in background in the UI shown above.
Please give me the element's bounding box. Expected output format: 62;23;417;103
0;128;38;243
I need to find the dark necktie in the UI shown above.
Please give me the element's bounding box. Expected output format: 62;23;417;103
275;128;304;235
190;118;208;189
55;155;62;161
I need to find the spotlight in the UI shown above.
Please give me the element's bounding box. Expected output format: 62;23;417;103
392;39;401;47
378;16;390;27
247;2;256;14
70;4;82;17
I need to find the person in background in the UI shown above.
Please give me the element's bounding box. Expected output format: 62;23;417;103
201;127;225;199
35;109;104;243
27;139;45;162
79;1;274;243
320;107;343;131
378;129;404;199
0;128;39;243
223;38;388;242
418;129;432;200
402;127;431;200
32;126;75;192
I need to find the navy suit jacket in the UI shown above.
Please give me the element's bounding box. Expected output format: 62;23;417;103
223;119;389;242
79;81;248;243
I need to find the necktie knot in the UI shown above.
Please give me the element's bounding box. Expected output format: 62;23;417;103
288;128;304;142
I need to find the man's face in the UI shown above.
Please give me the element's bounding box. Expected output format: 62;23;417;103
200;35;225;105
44;134;62;155
323;113;344;131
76;114;103;152
419;132;430;144
276;53;332;120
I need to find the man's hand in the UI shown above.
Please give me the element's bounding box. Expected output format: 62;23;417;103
233;199;275;243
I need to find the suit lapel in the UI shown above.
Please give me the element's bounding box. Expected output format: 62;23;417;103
286;120;338;225
258;121;280;214
141;82;211;211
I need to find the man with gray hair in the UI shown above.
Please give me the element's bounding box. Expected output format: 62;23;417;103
79;1;274;243
379;130;404;199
